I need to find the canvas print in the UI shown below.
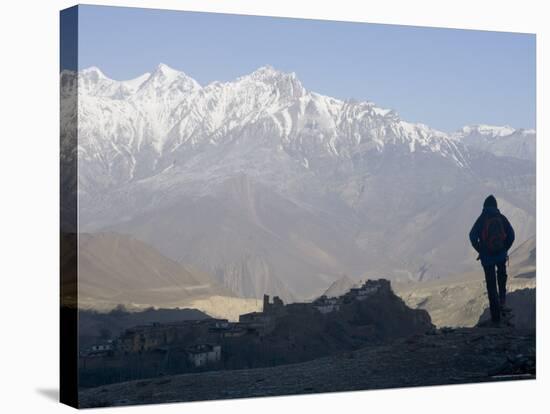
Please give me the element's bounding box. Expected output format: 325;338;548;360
60;5;536;408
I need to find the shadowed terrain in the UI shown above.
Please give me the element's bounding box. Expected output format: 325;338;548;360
79;326;535;408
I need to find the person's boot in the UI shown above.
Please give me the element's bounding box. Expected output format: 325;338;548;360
477;318;501;328
500;298;512;313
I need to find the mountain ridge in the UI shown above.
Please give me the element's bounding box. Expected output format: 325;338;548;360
70;232;261;320
63;64;535;196
62;64;536;301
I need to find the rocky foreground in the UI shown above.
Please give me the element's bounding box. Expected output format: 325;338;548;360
79;326;535;408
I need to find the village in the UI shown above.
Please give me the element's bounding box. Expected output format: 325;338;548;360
80;279;389;372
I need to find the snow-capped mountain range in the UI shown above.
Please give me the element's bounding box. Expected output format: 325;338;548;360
452;124;535;161
62;64;535;192
61;64;536;302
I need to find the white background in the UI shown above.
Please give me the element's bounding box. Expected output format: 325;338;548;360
0;0;547;412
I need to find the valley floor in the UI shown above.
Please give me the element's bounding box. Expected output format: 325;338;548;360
79;326;535;408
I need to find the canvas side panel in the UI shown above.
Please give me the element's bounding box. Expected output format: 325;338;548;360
60;5;79;409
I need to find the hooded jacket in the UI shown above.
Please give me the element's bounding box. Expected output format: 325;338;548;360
469;206;515;266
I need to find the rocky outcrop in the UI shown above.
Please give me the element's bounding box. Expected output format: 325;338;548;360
395;236;536;328
477;288;536;330
227;279;434;368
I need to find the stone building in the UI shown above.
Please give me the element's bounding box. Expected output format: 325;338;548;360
114;319;232;355
186;344;221;368
313;295;341;314
238;311;274;336
115;321;195;354
263;294;285;314
82;340;114;357
345;279;390;302
208;320;247;338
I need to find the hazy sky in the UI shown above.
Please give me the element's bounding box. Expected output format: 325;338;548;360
71;5;536;132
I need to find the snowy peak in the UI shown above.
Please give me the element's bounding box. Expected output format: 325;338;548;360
245;65;296;83
458;124;516;138
454;124;536;161
238;65;305;99
75;64;201;100
78;67;123;98
121;72;151;93
154;62;182;77
146;63;197;85
136;63;201;98
66;64;536;194
81;66;108;81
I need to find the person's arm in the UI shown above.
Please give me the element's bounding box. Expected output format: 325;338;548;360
504;216;515;250
469;217;482;253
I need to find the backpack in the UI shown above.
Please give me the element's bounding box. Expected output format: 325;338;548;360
481;215;507;255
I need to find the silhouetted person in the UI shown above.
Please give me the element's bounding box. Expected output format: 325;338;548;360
469;195;515;324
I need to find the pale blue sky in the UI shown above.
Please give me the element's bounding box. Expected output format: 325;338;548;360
73;5;536;132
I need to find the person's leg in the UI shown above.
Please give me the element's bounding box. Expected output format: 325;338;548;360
496;261;508;306
483;263;500;323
